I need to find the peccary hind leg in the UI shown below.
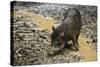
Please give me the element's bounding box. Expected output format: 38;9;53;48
72;36;79;51
76;33;80;48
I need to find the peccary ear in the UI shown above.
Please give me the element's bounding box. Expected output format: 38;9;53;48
52;26;55;31
60;32;64;37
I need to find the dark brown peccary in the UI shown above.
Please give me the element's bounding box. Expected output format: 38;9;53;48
51;8;82;51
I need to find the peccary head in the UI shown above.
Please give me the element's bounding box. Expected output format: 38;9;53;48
51;26;64;47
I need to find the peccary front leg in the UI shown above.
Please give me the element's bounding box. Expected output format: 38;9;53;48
72;36;79;51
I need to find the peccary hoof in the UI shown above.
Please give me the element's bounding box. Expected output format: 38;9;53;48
75;48;79;51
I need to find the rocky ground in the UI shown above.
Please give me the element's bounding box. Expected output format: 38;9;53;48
11;1;97;66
